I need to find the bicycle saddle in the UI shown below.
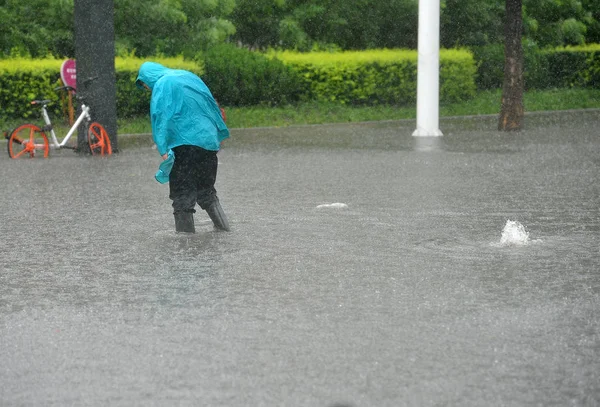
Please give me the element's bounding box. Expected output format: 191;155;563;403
31;99;51;106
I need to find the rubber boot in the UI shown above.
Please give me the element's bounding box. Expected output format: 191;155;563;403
174;212;195;234
206;200;230;231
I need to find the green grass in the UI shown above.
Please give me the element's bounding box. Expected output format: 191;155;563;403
118;88;600;133
3;88;599;136
441;88;600;117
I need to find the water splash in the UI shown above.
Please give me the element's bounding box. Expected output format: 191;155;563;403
499;220;530;246
316;203;348;209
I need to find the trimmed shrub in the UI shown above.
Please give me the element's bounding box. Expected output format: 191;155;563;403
270;49;477;105
440;49;479;103
0;57;202;120
0;58;65;119
540;44;600;89
199;44;304;107
470;44;504;90
472;43;600;90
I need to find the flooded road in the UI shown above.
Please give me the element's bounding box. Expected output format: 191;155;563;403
1;110;599;406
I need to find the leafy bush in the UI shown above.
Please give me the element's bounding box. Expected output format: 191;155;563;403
541;44;600;89
470;44;504;90
440;49;478;103
4;44;595;124
0;57;201;120
271;48;477;105
471;43;600;90
0;58;65;119
199;44;303;106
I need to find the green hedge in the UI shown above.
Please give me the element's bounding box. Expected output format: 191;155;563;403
0;57;201;120
14;44;600;120
269;48;477;105
472;43;600;90
541;44;600;89
0;59;65;119
199;44;303;107
0;51;302;119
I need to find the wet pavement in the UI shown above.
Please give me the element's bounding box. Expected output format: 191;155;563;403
1;110;599;406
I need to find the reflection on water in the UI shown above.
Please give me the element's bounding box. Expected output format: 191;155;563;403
0;110;599;406
411;135;445;152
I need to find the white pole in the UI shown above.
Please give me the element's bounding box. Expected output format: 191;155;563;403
413;0;443;137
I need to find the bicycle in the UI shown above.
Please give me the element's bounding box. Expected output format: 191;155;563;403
5;84;112;159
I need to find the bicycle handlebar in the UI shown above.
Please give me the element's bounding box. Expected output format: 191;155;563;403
54;76;98;94
54;85;76;93
33;76;101;105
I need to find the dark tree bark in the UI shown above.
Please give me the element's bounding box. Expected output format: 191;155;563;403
498;0;524;131
74;0;118;153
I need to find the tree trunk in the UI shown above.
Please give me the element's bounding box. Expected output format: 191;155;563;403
74;0;118;153
498;0;524;131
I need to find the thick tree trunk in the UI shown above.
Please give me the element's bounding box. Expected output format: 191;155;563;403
74;0;118;153
498;0;524;131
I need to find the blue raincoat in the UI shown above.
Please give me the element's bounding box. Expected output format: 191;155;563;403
154;149;174;184
136;62;229;156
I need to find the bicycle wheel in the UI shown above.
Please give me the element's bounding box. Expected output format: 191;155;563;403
7;124;50;159
88;122;112;156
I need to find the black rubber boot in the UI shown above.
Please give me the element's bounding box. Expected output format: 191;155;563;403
206;200;230;231
174;212;195;233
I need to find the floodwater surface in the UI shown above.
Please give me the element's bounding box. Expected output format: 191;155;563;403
1;111;599;406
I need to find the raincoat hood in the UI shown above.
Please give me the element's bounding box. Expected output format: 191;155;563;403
136;62;169;90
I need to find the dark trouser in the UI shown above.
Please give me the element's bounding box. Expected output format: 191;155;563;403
169;145;218;214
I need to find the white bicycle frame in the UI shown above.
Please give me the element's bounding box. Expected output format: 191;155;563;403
40;103;91;148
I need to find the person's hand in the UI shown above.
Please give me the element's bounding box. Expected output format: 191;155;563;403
161;153;168;160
